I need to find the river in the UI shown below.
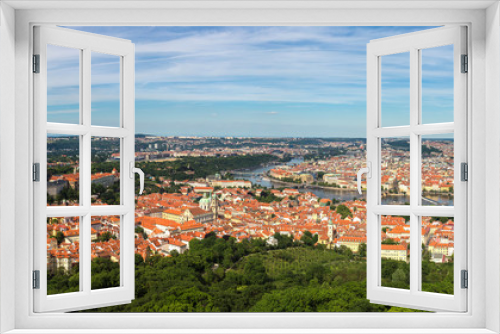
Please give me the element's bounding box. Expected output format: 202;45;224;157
234;157;453;206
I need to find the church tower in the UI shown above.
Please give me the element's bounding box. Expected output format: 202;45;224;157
211;193;219;223
327;219;334;242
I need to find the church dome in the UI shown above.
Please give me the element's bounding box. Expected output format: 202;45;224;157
199;193;211;210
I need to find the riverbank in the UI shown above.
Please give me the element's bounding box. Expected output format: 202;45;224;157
231;159;294;174
266;174;361;193
382;192;454;197
231;157;453;205
310;183;361;192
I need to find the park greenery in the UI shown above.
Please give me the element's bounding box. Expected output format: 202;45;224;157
313;181;343;188
91;182;121;205
87;154;277;184
253;189;283;203
304;147;345;161
48;154;279;203
386;139;446;155
47;232;453;312
47;185;79;205
335;204;353;219
279;177;302;184
135;155;276;181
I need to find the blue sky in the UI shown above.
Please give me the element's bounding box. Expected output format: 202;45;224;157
47;26;454;137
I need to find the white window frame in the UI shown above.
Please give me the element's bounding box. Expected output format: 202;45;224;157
1;1;499;333
366;26;468;312
33;25;136;313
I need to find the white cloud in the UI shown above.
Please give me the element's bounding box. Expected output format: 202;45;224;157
48;26;446;108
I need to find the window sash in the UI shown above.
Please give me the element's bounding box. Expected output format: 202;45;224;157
32;25;136;313
366;26;468;312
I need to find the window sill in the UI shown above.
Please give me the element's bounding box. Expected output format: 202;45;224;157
3;329;498;334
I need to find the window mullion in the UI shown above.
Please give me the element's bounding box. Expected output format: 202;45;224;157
46;123;88;135
46;206;90;217
372;205;411;215
89;126;130;138
81;47;92;294
81;47;91;208
409;47;420;294
80;213;90;293
373;205;455;217
372;126;411;138
413;123;455;135
82;48;91;128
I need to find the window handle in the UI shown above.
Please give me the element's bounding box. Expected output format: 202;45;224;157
130;162;145;195
357;162;372;195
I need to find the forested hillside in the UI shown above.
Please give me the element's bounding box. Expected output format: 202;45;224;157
48;232;453;312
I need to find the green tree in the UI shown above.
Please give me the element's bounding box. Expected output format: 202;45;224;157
336;204;352;219
43;230;428;313
431;216;453;224
392;268;407;283
55;231;65;244
358;243;367;257
91;258;120;290
305;263;327;283
243;257;269;285
98;231;115;242
135;253;145;265
273;233;294;249
300;231;318;247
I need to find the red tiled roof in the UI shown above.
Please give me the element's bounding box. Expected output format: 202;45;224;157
381;244;406;251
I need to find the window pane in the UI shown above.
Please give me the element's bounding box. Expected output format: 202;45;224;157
47;216;80;295
421;134;454;206
47;44;80;124
381;52;410;127
381;137;410;205
381;215;410;290
47;135;80;206
421;45;454;124
91;137;121;205
92;52;121;127
421;216;454;294
91;215;121;290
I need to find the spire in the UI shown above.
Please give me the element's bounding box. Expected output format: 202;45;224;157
211;193;219;224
